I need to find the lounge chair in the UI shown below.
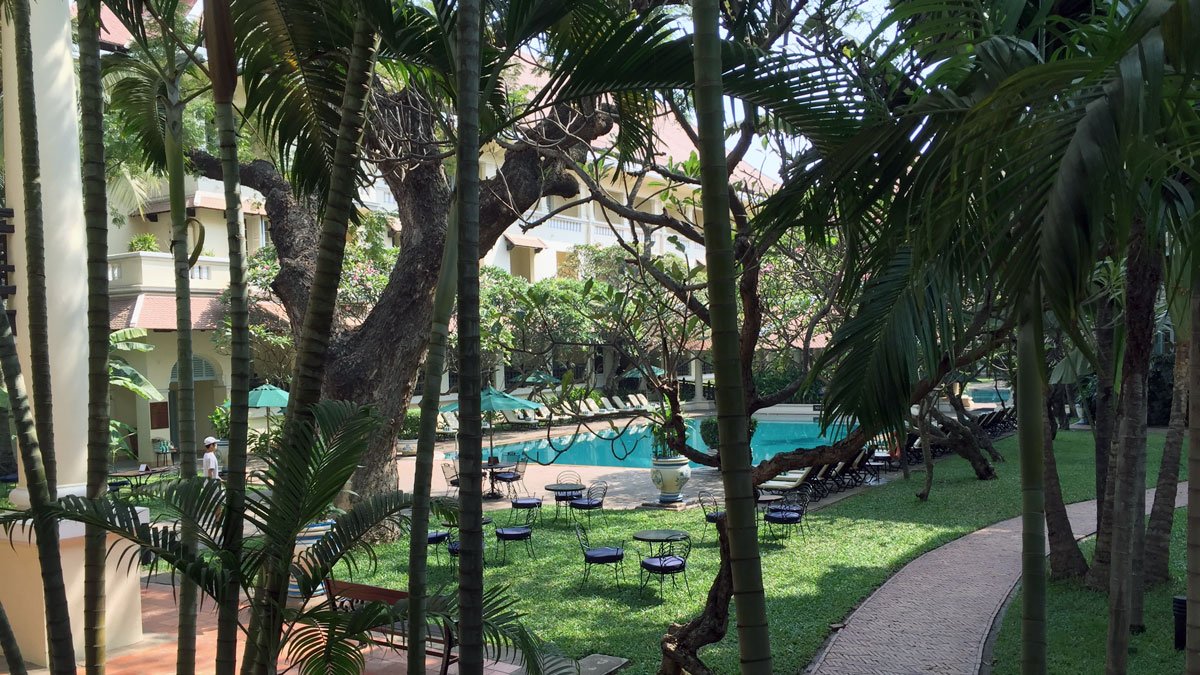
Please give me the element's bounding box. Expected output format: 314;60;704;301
760;467;811;493
600;397;629;415
501;410;540;429
440;412;460;434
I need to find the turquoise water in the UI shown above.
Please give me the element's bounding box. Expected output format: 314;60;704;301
969;387;1011;404
484;419;849;469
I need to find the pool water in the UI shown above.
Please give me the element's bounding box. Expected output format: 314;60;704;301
968;387;1011;404
484;419;849;469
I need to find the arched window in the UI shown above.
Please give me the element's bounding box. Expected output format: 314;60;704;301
170;356;218;382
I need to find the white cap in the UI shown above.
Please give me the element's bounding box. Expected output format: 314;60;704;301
204;436;219;447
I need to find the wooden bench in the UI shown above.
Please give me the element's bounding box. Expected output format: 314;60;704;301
322;578;457;675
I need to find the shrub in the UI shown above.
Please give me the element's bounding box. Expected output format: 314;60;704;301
397;408;423;440
209;405;230;440
699;416;758;450
128;233;161;252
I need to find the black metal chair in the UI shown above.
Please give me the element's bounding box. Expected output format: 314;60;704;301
440;462;460;497
574;523;625;586
569;480;608;525
494;508;537;563
697;490;724;543
427;528;452;567
762;490;807;540
493;456;528;498
552;470;583;521
638;537;692;597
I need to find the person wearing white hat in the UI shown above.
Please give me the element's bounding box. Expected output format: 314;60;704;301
202;436;221;479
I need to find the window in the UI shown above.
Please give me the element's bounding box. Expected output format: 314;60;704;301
258;218;269;248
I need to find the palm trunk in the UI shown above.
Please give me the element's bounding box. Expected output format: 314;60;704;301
1094;295;1119;531
0;600;25;674
407;207;458;675
1016;285;1046;675
916;402;934;501
1105;222;1162;673
692;1;772;670
79;1;110;671
205;1;249;668
1044;387;1088;579
1186;254;1200;672
11;0;56;498
0;302;74;673
454;0;486;669
243;17;378;674
1143;337;1185;585
165;94;199;675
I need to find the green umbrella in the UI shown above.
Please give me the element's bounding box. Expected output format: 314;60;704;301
520;371;559;386
620;366;666;379
441;386;540;462
247;384;290;408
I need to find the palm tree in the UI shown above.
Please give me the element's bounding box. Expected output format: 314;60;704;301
690;0;772;670
202;0;251;670
78;0;111;670
102;4;208;668
1016;289;1047;671
453;0;486;668
1187;255;1200;672
0;599;24;674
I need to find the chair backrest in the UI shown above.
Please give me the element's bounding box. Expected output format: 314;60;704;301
441;463;458;483
660;537;692;562
514;456;529;475
557;470;582;485
779;490;808;512
574;523;591;552
138;463;149;472
583;398;601;413
587;481;608;502
698;489;721;516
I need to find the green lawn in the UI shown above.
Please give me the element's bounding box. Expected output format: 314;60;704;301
991;512;1187;674
346;430;1177;673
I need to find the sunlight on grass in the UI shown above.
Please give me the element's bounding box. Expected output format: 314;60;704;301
347;430;1170;673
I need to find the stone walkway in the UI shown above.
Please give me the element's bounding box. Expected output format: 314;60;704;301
807;483;1188;675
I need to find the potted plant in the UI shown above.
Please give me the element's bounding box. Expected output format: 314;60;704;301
648;415;691;504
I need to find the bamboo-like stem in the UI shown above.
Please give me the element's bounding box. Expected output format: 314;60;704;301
407;206;458;674
454;0;486;667
79;0;110;671
0;600;25;675
1017;285;1046;675
692;1;772;671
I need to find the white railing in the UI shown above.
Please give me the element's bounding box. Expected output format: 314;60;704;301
546;216;583;233
189;265;213;280
108;264;122;281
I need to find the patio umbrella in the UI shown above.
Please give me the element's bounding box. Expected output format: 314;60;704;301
520;370;559;386
441;386;540;461
620;366;666;379
247;384;290;437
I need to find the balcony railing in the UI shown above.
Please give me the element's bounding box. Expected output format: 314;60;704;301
107;251;229;293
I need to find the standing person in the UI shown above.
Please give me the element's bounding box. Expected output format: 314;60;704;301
202;436;221;479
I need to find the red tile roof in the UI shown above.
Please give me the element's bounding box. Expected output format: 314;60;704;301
110;294;225;331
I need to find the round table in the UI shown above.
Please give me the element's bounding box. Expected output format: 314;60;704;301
545;482;586;520
441;516;493;529
756;494;784;506
633;529;689;544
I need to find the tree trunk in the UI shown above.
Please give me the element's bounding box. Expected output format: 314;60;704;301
244;17;379;675
407;206;458;674
78;0;110;671
0;303;74;674
1017;286;1046;674
204;2;249;669
692;2;772;670
0;600;25;675
1087;408;1123;590
949;391;1003;461
1185;248;1200;672
1145;337;1187;585
454;0;485;670
1044;387;1088;580
659;519;732;675
1094;294;1119;530
1105;221;1162;673
166;92;199;675
917;402;935;501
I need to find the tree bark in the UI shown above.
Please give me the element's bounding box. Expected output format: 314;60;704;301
1145;335;1187;585
1044;386;1088;580
1094;294;1119;530
692;2;772;670
948;391;1003;462
1017;286;1047;674
1185;245;1200;672
1105;221;1163;673
658;519;732;675
916;401;935;501
78;0;110;671
0;600;24;675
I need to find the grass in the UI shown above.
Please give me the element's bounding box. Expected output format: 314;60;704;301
991;515;1187;674
344;430;1178;673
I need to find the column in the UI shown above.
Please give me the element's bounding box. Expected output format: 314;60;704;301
1;3;143;663
2;0;89;501
691;356;705;402
493;363;505;389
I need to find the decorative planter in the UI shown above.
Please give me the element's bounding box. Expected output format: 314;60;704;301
290;519;335;599
651;455;691;504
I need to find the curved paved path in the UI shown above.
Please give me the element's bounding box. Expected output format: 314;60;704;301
808;483;1188;675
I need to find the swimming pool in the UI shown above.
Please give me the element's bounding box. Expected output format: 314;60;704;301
483;419;849;469
968;387;1011;404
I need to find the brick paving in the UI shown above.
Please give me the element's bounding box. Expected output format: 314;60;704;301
807;483;1189;675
